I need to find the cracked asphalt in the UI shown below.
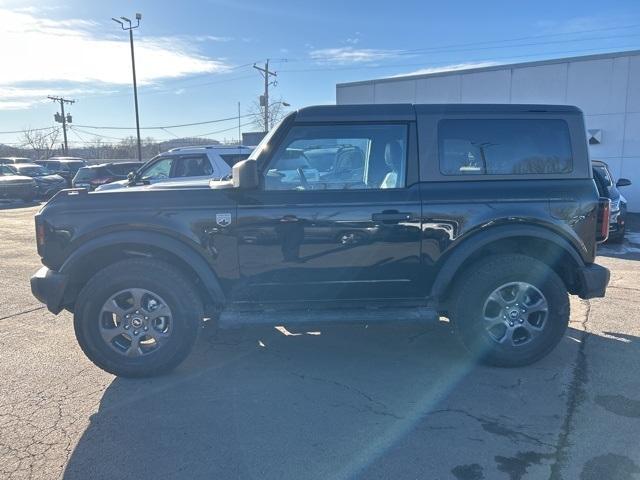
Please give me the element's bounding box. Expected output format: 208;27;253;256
1;202;639;480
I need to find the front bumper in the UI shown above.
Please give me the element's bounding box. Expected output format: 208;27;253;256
576;263;610;299
30;266;69;314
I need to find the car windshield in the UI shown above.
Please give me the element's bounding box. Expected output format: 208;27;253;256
248;116;289;165
0;165;16;176
593;164;613;187
16;166;48;176
65;161;86;172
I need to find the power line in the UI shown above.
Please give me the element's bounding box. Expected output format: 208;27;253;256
0;126;57;135
73;113;255;130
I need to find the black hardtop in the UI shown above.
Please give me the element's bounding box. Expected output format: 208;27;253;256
295;103;582;123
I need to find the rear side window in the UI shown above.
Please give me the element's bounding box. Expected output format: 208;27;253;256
439;119;573;176
220;153;251;167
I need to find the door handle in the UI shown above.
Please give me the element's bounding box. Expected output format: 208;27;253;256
372;211;412;224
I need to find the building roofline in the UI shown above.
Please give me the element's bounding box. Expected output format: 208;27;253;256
336;49;640;88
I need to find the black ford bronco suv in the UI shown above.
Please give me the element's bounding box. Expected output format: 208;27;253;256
31;104;610;377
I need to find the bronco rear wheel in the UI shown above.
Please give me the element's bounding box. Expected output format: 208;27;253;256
74;258;202;377
450;254;569;367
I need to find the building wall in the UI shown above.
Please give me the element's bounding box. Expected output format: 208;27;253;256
336;51;640;212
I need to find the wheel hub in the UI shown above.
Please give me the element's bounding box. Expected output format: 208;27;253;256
130;316;144;329
98;288;173;357
482;281;549;347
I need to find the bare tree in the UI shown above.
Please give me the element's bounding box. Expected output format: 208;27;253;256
20;127;61;159
249;97;289;132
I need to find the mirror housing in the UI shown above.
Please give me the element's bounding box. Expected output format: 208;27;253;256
233;159;259;189
127;171;137;184
616;178;631;188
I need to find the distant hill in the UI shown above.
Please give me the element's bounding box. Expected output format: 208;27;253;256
0;137;227;162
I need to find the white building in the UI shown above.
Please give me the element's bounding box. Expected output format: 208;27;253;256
336;50;640;211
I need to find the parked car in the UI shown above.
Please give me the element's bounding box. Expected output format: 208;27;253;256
7;163;67;198
72;162;142;190
0;164;37;201
592;160;631;243
30;104;610;377
0;157;32;165
95;145;252;191
34;157;87;187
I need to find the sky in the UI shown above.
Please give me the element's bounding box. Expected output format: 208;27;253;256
0;0;639;147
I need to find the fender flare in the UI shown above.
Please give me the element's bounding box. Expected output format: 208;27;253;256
429;224;586;299
60;230;225;303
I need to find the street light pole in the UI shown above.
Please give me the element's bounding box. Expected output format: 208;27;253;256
112;13;143;162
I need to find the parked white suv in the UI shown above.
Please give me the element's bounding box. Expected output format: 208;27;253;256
95;145;253;191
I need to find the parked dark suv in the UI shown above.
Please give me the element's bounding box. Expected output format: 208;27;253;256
72;162;142;190
30;104;610;377
592;160;631;243
34;157;87;187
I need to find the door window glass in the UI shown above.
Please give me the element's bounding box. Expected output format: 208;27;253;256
141;157;172;181
264;124;408;190
172;155;212;178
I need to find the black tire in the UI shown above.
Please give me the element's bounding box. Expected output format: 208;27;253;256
449;254;569;367
74;258;202;377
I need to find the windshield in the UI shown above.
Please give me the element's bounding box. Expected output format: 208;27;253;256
16;166;48;176
593;164;613;187
247;116;290;164
0;165;15;176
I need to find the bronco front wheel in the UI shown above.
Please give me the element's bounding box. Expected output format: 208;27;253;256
74;258;202;377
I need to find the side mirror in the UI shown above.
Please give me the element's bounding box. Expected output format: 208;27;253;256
232;159;258;189
616;178;631;188
127;171;137;183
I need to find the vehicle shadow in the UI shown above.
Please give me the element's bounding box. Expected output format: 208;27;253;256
62;321;639;480
0;199;41;210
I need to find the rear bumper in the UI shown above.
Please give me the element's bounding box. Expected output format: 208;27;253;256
30;266;68;314
576;263;610;299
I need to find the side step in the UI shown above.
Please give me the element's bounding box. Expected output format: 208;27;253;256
218;306;438;329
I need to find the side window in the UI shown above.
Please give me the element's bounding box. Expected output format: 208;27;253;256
220;153;251;167
47;161;60;172
439;119;573;176
141;157;173;180
171;155;212;178
264;124;408;191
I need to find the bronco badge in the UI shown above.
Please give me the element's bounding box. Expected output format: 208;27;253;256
216;213;232;227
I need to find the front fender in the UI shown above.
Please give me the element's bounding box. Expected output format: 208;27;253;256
60;230;225;303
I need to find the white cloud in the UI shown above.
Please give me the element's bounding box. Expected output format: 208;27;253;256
0;8;230;110
310;46;399;64
390;61;499;78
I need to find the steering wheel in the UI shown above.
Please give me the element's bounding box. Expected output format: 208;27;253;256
296;167;310;189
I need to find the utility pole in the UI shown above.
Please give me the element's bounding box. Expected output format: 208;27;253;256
112;13;143;162
237;101;241;145
48;96;75;154
253;59;277;132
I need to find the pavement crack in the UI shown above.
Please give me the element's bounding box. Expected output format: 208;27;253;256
0;306;46;322
291;372;402;418
549;299;591;480
430;408;554;448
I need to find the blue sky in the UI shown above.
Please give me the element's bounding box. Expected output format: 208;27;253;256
1;0;639;146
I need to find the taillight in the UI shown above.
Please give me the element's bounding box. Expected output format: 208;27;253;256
596;197;610;243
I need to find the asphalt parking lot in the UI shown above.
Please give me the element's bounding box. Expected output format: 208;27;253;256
1;201;639;480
